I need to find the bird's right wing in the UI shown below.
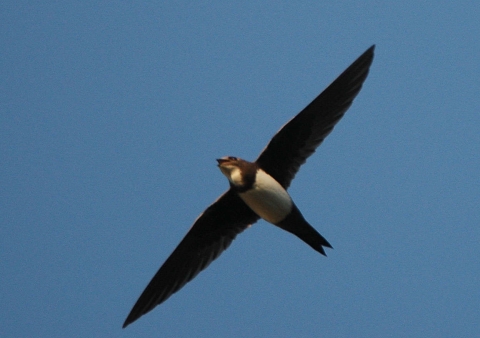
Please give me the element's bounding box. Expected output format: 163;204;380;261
123;189;259;328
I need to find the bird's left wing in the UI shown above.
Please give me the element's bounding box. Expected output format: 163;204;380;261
256;46;375;189
123;189;259;328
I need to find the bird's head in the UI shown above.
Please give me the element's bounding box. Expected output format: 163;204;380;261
217;156;242;184
216;156;256;188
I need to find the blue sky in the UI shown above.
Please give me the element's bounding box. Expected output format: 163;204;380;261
1;1;479;337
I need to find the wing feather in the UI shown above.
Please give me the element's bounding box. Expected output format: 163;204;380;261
256;45;375;188
123;190;258;328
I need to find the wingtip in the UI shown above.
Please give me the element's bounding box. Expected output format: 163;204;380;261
363;44;375;55
364;45;376;63
122;312;138;329
361;44;375;62
357;44;375;64
122;318;131;329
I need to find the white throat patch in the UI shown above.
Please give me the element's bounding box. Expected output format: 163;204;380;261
229;167;243;186
219;165;243;186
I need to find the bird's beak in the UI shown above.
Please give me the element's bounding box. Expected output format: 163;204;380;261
216;158;228;166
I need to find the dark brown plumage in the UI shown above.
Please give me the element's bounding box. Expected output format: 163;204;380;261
123;45;375;328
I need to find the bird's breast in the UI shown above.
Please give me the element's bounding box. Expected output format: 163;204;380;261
238;169;292;224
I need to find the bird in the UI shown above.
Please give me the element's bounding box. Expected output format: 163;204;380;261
123;45;375;328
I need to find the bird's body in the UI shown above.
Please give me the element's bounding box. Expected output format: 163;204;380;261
238;169;292;224
218;156;332;255
219;159;292;224
123;45;375;328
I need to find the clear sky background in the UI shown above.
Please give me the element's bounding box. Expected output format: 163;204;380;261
1;2;479;337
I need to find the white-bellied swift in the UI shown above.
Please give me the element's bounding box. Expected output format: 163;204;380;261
123;45;375;328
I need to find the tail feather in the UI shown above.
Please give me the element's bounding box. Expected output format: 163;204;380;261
275;204;332;256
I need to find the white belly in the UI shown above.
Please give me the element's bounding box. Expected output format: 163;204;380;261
239;170;292;224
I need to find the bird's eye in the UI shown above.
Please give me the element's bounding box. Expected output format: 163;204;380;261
229;156;237;161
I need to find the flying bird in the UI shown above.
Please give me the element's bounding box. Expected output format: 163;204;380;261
123;45;375;328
